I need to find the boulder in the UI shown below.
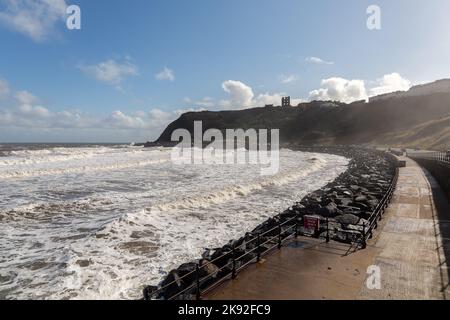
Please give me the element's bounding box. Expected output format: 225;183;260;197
318;202;338;217
160;270;185;299
200;261;219;278
335;197;352;206
143;285;159;300
339;205;362;216
354;195;368;202
176;262;197;284
335;214;360;225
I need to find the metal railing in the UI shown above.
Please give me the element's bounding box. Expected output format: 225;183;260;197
408;150;450;200
359;167;399;248
144;157;400;301
144;215;332;300
408;151;450;164
334;154;398;248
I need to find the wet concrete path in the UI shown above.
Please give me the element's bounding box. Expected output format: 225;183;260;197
206;157;450;300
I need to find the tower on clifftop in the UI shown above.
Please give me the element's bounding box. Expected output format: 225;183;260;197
281;96;291;107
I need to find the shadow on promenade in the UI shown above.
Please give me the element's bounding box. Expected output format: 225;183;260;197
422;168;450;294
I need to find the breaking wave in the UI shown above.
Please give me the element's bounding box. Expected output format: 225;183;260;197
0;144;349;300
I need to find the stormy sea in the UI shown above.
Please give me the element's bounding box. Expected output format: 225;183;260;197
0;143;348;299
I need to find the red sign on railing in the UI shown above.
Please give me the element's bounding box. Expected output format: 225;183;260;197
303;215;320;232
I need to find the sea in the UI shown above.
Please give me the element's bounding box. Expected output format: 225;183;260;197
0;143;348;299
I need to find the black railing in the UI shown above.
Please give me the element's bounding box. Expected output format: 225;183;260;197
144;158;400;301
144;215;330;300
334;155;399;248
359;167;399;248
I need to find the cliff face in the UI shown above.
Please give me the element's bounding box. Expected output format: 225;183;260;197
369;79;450;102
154;82;450;151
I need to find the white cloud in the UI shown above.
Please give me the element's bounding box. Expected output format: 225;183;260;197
0;77;208;142
186;80;303;110
80;59;139;88
221;80;254;108
369;73;412;97
103;108;185;131
188;74;412;109
18;104;50;118
280;73;413;105
255;93;305;106
0;79;10;98
0;101;180;133
106;111;146;129
0;79;205;141
253;92;284;106
0;81;178;134
279;74;298;84
309;77;368;103
306;56;334;65
308;73;413;103
0;0;68;41
0;72;416;142
11;89;50;119
155;67;175;82
15;90;39;105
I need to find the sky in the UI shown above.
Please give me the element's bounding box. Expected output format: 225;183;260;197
1;0;450;143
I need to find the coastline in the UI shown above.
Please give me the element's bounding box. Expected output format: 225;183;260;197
143;145;398;300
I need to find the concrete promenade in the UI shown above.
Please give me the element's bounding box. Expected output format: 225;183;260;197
206;157;450;300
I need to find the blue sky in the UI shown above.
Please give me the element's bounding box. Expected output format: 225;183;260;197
1;0;450;142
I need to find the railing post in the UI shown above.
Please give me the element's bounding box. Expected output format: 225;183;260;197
231;243;236;279
295;218;299;238
195;263;201;300
326;217;330;243
256;233;261;262
278;222;282;249
361;222;367;249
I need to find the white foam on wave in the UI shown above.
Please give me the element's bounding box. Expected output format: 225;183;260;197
55;153;347;300
152;156;327;212
0;146;116;166
0;147;349;300
0;147;171;178
0;157;170;179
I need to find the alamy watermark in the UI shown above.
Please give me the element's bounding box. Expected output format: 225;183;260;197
366;265;381;290
170;121;280;176
367;5;381;30
66;5;81;30
65;5;380;32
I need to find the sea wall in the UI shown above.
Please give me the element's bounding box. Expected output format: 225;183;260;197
413;158;450;200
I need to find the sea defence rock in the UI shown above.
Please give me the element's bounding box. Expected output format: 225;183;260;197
142;146;397;300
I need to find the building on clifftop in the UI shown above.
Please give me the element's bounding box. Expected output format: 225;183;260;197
281;96;291;107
